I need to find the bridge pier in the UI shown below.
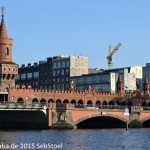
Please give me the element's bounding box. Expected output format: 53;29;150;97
47;105;150;129
47;104;74;129
129;106;143;128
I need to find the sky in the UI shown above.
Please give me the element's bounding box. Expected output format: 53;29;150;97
0;0;150;69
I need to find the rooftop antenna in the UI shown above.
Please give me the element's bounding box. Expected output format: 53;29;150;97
1;7;5;17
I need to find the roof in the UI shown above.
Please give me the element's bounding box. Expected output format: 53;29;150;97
0;61;18;65
0;15;8;38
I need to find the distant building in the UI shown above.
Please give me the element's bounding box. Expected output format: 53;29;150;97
143;63;150;84
104;65;143;91
71;72;118;93
16;55;88;91
16;63;39;89
71;66;142;93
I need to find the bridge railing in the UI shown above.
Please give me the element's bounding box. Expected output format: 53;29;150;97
142;106;150;111
73;104;127;110
0;102;46;109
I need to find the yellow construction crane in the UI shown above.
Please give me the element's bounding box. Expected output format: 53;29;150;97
106;42;121;69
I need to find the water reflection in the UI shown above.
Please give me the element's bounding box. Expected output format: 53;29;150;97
0;129;150;150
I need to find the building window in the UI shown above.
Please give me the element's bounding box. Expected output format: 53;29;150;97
53;71;55;76
57;70;60;76
66;77;69;82
58;62;60;68
53;63;56;68
61;69;64;75
62;61;65;67
49;85;52;90
21;74;26;80
61;84;64;91
33;72;39;78
65;69;69;75
6;47;9;55
57;85;60;90
27;73;32;79
67;60;69;67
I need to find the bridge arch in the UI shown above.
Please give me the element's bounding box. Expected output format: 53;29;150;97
96;100;101;107
78;99;83;104
141;117;150;127
63;99;69;104
32;98;38;103
87;100;92;106
109;101;114;106
17;97;24;103
40;98;46;105
73;114;126;128
102;100;107;108
71;99;76;104
48;99;54;103
56;99;61;103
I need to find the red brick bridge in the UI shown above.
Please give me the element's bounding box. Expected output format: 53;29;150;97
3;86;150;129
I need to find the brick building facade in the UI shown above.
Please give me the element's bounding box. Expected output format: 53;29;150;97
0;9;18;101
16;55;88;91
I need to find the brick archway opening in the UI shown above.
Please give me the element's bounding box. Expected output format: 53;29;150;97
40;99;46;106
17;98;24;104
71;99;76;104
63;99;69;104
32;98;38;103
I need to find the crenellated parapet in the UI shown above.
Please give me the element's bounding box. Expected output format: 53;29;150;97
8;84;150;107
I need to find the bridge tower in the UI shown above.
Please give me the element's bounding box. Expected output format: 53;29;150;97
143;76;149;96
0;7;18;101
116;75;123;94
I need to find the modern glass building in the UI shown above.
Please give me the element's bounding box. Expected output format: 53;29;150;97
71;72;118;93
71;66;142;93
143;63;150;84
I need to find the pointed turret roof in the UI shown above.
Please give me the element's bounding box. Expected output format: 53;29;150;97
117;75;122;83
144;76;149;84
0;8;8;38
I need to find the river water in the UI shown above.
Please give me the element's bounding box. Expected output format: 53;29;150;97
0;129;150;150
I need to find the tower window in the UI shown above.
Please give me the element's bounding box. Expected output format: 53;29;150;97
6;48;9;55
